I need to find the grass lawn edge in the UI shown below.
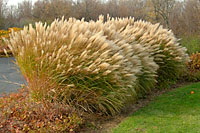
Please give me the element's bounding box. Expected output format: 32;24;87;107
112;82;200;133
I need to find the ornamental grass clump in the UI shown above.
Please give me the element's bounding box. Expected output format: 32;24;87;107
133;20;189;87
105;16;189;88
104;16;159;93
5;15;189;116
5;18;140;116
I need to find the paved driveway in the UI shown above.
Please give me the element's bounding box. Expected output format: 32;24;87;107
0;57;25;95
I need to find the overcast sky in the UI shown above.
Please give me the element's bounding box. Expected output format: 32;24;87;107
7;0;37;6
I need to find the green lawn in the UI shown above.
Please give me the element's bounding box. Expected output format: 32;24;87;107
113;82;200;133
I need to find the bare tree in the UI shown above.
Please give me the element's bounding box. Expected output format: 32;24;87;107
17;0;33;27
0;0;7;29
106;0;119;18
4;5;18;28
72;0;105;21
117;0;146;19
33;0;73;22
151;0;176;28
169;1;185;35
183;0;200;34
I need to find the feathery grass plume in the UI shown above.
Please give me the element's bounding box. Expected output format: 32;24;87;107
5;17;140;116
104;16;159;94
105;16;189;88
133;20;189;88
63;16;142;101
87;16;142;93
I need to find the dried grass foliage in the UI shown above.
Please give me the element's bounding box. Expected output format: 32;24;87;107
5;15;189;115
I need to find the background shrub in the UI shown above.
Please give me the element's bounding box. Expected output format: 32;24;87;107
185;52;200;81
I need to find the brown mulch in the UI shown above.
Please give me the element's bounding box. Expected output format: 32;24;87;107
80;81;192;133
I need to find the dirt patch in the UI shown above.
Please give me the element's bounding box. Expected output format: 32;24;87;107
80;81;192;133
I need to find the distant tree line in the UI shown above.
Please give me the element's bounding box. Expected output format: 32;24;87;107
0;0;200;36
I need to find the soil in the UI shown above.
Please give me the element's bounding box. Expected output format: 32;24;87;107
80;81;192;133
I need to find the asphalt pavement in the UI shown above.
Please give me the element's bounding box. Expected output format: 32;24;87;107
0;57;25;96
